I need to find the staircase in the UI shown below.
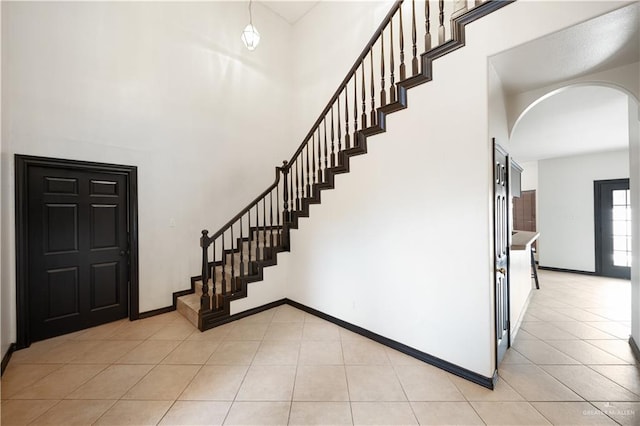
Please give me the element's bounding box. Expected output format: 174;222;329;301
176;0;513;331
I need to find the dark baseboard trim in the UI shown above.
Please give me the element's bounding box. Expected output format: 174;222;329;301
138;305;175;319
284;298;495;390
629;336;640;363
1;343;16;376
538;266;596;276
207;299;288;328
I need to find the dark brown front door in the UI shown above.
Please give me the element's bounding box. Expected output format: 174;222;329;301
18;156;137;344
494;141;510;365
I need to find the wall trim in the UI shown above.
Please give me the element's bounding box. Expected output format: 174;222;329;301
629;336;640;363
537;266;596;276
139;306;175;319
1;343;16;376
284;298;496;390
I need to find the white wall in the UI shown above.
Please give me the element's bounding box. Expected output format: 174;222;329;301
291;1;393;143
538;149;630;272
284;0;631;377
520;161;538;192
1;1;294;353
629;99;640;347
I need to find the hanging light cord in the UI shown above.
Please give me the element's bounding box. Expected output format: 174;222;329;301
248;0;253;26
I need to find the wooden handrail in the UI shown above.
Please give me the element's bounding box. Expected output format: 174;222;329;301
202;164;284;247
287;0;403;165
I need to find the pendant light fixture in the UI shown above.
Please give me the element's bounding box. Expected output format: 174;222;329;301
241;0;260;51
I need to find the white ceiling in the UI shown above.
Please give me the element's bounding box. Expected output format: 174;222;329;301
492;2;639;163
509;86;630;162
491;2;639;95
261;1;320;24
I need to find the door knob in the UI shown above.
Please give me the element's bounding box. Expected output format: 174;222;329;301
120;250;127;256
496;267;506;275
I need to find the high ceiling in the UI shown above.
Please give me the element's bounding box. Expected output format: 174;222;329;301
491;2;639;95
510;86;630;162
262;1;320;24
491;2;639;162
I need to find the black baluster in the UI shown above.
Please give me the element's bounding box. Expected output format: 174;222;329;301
337;99;342;164
240;216;244;277
200;230;211;311
345;87;350;150
380;31;386;107
390;18;396;103
312;134;317;185
361;61;367;129
282;161;289;223
212;240;217;306
370;48;375;125
412;0;418;74
317;127;322;182
230;224;235;292
354;74;359;144
269;191;273;249
255;204;259;261
295;159;300;211
399;5;406;81
221;231;226;295
425;0;432;51
438;0;445;45
262;197;267;256
330;106;335;167
247;205;252;273
323;118;328;172
289;159;294;213
306;144;311;195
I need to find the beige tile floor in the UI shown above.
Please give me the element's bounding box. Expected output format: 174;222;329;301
1;270;638;425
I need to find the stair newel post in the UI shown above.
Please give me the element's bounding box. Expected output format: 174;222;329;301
380;30;386;107
411;0;418;75
425;0;432;51
370;47;376;125
390;17;396;103
438;0;445;45
200;230;211;312
399;4;406;81
282;161;289;224
344;86;350;150
330;106;336;167
276;179;281;246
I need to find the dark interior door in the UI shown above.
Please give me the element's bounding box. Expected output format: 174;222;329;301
595;178;631;279
27;166;130;341
494;141;510;364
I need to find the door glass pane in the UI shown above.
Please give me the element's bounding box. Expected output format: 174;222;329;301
613;206;627;221
613;220;627;236
610;188;631;268
613;189;627;206
613;236;626;251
